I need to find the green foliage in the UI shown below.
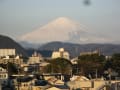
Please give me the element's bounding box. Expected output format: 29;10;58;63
0;63;18;76
7;62;18;75
111;53;120;75
44;58;72;74
103;60;112;70
77;54;105;76
0;64;7;68
78;54;105;62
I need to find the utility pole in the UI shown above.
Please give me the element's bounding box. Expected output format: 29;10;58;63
18;55;22;90
115;77;117;90
95;69;98;79
17;66;20;90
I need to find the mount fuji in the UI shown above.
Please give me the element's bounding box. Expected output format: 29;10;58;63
19;17;112;44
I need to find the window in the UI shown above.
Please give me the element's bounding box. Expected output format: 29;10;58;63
4;74;6;78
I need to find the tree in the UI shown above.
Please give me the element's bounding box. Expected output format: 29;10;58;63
77;54;105;78
0;63;18;76
8;62;19;76
44;58;72;75
111;53;120;76
103;59;112;70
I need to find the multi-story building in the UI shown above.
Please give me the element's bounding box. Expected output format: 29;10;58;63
51;48;70;60
0;67;8;90
27;51;43;64
0;48;23;65
80;49;100;56
0;67;8;79
0;49;15;57
0;55;23;65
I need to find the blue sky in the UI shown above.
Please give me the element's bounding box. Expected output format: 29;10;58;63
0;0;120;43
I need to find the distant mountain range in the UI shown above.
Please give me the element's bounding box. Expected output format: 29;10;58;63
22;41;120;58
1;34;120;58
38;42;120;58
0;35;28;57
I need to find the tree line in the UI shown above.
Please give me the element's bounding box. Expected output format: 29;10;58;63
0;53;120;80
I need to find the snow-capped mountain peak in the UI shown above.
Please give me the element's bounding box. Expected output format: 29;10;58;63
20;17;85;43
19;17;112;44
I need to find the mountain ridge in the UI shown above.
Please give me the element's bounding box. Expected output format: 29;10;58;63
22;41;120;58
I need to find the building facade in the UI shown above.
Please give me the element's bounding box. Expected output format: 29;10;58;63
80;49;100;56
51;48;70;60
27;51;43;64
0;55;23;65
0;49;15;57
0;67;8;79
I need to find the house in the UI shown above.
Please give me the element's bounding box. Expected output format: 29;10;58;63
44;76;69;90
0;67;8;79
34;80;51;90
46;87;61;90
14;76;35;90
0;66;8;90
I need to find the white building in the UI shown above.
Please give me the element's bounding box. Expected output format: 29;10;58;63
28;51;43;64
71;57;78;64
0;67;8;90
80;49;100;56
0;49;15;57
0;67;8;79
51;48;70;60
0;55;23;65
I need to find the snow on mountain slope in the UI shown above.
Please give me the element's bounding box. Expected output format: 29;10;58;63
20;17;112;44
